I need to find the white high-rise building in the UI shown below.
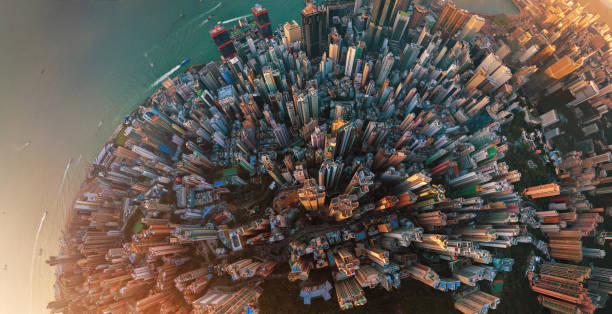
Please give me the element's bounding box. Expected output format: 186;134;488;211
345;46;357;77
376;52;395;86
459;14;485;41
475;53;502;76
329;43;340;65
490;65;512;85
518;45;540;63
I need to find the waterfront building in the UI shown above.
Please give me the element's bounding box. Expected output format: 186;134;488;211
301;3;327;59
252;4;273;39
210;23;237;59
283;20;302;44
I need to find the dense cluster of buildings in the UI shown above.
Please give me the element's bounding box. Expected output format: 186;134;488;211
47;0;612;313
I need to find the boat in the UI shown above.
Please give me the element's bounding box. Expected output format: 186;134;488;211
180;58;191;67
171;13;185;25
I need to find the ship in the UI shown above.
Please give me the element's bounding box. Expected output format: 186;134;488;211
180;58;191;67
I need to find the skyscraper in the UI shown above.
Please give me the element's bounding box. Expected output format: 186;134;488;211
527;44;556;65
432;1;470;40
390;11;410;43
543;55;584;80
262;66;277;93
252;4;273;39
329;43;340;64
464;68;487;93
301;4;327;59
376;52;395;86
345;46;357;77
298;178;326;211
283;20;302;44
458;14;485;41
273;123;291;147
365;0;397;49
319;159;344;190
408;5;428;30
475;53;502;76
209;23;237;59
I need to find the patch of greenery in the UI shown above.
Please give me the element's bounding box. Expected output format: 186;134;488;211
114;126;128;147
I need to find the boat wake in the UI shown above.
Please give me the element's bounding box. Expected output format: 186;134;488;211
150;64;181;88
28;210;48;314
196;2;223;27
55;158;73;202
204;2;223;15
223;14;250;25
16;141;31;152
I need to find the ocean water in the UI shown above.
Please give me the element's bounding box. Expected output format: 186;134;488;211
454;0;520;15
0;0;519;313
0;1;301;312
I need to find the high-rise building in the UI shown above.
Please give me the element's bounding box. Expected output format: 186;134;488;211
518;45;540;64
527;44;555;65
301;4;327;59
336;123;357;157
344;169;375;199
261;155;286;187
328;194;359;221
408;5;428;30
475;53;502;76
390;11;410;43
252;4;273;39
319;159;344;190
365;0;397;49
345;46;357;77
273;123;291;147
298;178;326;211
458;14;485;41
489;65;512;87
329;43;340;64
308;87;319;119
432;1;470;40
566;81;599;107
496;42;511;59
390;0;410;25
354;0;363;15
311;126;326;149
262;66;277;93
376;52;395;86
543;55;584;80
284;20;302;44
210;23;237;59
362;61;373;86
464;68;487;93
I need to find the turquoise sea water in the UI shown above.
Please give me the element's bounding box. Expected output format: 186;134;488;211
0;0;519;312
0;1;301;312
454;0;520;15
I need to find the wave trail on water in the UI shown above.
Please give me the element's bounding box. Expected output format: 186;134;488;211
55;158;73;202
145;2;223;55
150;64;181;88
223;14;251;24
28;210;48;314
16;141;31;152
204;2;223;15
